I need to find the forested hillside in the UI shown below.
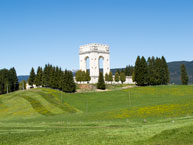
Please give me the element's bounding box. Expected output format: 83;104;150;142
168;61;193;84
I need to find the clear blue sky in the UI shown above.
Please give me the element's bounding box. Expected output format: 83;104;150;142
0;0;193;75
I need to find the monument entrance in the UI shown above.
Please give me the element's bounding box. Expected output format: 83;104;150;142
79;43;110;83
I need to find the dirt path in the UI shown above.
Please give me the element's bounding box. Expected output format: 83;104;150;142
76;85;136;93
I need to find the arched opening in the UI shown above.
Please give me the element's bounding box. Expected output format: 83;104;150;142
99;56;104;74
85;56;90;72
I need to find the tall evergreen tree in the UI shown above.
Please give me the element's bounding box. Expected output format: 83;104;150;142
134;56;148;86
115;72;120;83
181;64;189;85
108;72;113;84
154;57;162;85
28;67;36;87
120;72;126;84
43;64;50;87
75;70;82;83
82;71;86;82
97;72;106;90
85;70;91;83
9;67;19;91
147;57;156;85
62;70;76;93
0;69;10;94
161;56;170;85
35;67;43;87
105;73;109;82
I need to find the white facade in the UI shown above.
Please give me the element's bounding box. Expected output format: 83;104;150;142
79;43;110;84
26;83;37;90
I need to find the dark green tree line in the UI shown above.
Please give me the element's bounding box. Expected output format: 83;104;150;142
0;67;19;94
28;64;76;93
133;56;170;86
75;70;91;83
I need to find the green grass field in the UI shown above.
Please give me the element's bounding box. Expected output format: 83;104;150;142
0;85;193;145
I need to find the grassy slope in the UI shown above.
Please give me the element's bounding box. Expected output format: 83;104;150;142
0;85;193;144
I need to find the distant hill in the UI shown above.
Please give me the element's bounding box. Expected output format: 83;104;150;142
168;61;193;84
18;75;29;82
18;61;193;84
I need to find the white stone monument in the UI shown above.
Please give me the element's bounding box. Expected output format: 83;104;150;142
79;43;110;84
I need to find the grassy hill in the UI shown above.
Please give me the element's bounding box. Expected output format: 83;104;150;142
0;86;193;144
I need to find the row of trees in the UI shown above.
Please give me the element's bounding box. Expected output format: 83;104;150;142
105;71;126;84
133;56;170;86
75;70;91;83
75;70;127;84
28;64;76;93
97;71;127;90
0;68;19;94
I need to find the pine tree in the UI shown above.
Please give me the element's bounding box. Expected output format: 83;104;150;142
181;64;188;85
108;72;113;84
28;67;36;87
0;69;10;94
161;56;170;85
133;56;140;84
97;72;106;90
9;67;19;92
120;72;126;84
105;73;109;82
147;57;156;85
62;70;76;93
85;70;91;83
134;56;148;86
43;64;50;87
75;70;83;83
155;57;162;85
35;67;43;87
115;72;120;83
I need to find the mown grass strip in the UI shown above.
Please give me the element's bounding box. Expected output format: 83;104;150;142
38;92;79;113
20;95;54;116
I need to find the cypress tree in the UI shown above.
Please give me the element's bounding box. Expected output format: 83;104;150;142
105;73;109;82
85;70;91;83
75;70;82;83
120;72;126;84
181;64;188;85
109;72;113;84
82;71;86;82
97;72;106;90
28;67;36;87
115;72;120;83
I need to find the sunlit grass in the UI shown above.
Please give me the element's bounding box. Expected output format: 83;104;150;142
0;85;193;144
